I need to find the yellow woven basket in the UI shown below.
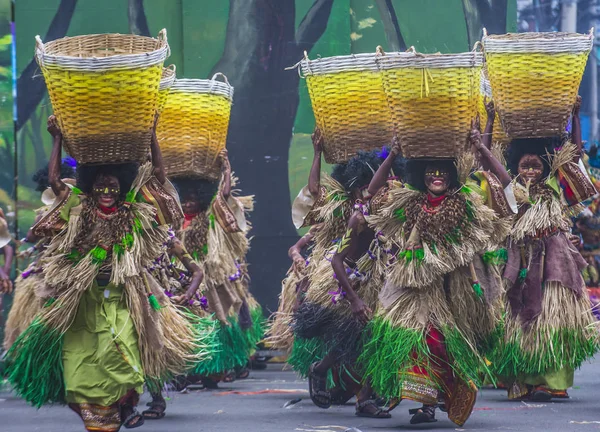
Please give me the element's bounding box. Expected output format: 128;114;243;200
158;64;176;112
482;29;593;138
157;75;233;180
35;30;169;164
378;50;483;159
478;68;509;147
300;50;399;163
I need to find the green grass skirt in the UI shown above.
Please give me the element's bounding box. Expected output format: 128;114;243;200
192;315;250;376
359;317;488;398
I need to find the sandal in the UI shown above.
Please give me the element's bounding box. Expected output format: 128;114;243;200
355;399;392;419
308;363;331;409
530;386;553;402
142;398;166;420
223;371;236;383
121;405;145;429
236;368;250;379
409;405;437;424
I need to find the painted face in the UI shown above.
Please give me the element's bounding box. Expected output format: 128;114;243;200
92;174;120;208
182;192;202;215
424;164;450;196
518;154;544;185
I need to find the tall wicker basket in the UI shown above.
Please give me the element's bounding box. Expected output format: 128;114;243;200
157;75;234;181
158;65;176;112
482;29;593;138
478;68;509;147
35;30;169;164
300;50;398;163
377;50;483;159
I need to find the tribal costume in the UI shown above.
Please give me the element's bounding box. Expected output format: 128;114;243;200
361;158;513;426
493;143;599;399
287;174;353;379
5;163;214;432
174;178;258;379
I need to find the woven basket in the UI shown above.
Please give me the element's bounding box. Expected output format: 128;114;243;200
300;50;398;163
378;50;483;159
158;64;176;112
478;68;509;147
157;74;234;180
35;30;169;164
482;29;593;138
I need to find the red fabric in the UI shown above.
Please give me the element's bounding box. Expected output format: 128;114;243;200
98;205;117;214
426;193;447;208
409;326;454;389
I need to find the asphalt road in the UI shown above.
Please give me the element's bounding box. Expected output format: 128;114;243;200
2;360;600;432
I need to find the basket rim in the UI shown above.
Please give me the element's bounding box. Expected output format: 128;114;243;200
170;77;234;101
159;65;177;91
36;31;169;71
300;51;413;75
377;51;483;69
482;30;593;53
480;69;491;96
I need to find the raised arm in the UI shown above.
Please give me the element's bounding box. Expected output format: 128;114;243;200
150;115;167;184
168;237;204;306
470;120;511;187
572;95;582;163
219;149;232;200
47;116;69;199
482;98;495;151
368;137;401;196
308;127;324;198
330;213;371;324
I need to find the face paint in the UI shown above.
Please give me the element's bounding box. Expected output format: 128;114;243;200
424;164;451;196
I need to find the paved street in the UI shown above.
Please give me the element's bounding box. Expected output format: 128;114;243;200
2;360;600;431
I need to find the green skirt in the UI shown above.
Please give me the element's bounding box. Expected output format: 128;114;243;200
62;281;144;406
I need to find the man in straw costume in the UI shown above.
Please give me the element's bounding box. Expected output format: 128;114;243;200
2;158;77;352
361;123;515;426
491;96;599;401
166;149;257;389
293;145;405;418
272;129;362;405
5;116;214;431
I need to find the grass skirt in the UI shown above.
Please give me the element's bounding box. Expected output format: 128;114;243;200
492;282;598;379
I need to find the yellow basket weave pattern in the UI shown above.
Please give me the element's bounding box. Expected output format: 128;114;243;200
483;30;593;138
158;65;176;113
478;69;509;147
300;52;398;163
35;31;169;164
378;52;483;159
157;75;233;181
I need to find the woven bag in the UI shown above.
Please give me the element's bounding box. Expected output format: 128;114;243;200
478;68;509;147
35;30;169;164
377;50;483;159
158;64;176;112
300;50;399;163
157;74;234;181
482;29;593;138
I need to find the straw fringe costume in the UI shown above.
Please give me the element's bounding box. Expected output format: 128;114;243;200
5;164;214;431
493;143;598;397
2;255;45;351
360;164;513;426
287;175;353;377
176;182;257;378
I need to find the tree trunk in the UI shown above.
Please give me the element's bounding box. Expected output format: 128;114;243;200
128;0;151;36
375;0;407;51
210;0;333;311
16;0;78;130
